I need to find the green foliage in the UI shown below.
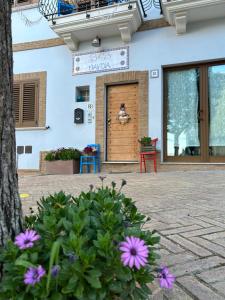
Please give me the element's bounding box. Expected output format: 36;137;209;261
138;137;152;146
0;183;160;300
45;148;81;161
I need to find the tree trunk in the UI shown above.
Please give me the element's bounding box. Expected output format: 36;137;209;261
0;0;23;246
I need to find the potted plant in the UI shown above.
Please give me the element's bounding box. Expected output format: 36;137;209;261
138;136;155;152
44;147;81;174
83;146;97;156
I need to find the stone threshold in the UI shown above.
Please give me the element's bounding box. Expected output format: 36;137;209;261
161;162;225;165
103;161;139;164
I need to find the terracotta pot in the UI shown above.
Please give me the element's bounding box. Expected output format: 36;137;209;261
45;159;80;175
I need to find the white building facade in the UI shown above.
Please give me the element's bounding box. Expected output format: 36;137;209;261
13;0;225;172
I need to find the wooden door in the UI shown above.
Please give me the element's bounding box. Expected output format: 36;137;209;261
107;84;138;161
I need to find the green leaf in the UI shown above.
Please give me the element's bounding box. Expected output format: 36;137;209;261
109;281;123;293
73;281;84;298
15;259;35;269
46;240;61;295
116;267;132;282
49;292;64;300
62;276;78;294
85;276;101;289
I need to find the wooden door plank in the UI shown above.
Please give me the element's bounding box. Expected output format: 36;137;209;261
107;84;138;161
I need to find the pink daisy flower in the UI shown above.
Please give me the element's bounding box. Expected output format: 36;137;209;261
119;236;149;269
14;229;40;250
158;266;175;289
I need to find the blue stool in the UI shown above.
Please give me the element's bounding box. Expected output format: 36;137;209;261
80;144;101;174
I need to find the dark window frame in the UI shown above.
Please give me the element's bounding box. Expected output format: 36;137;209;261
163;59;225;163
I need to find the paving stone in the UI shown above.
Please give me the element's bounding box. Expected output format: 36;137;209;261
159;236;184;254
213;238;225;248
163;284;194;300
168;235;212;257
144;222;183;231
180;217;212;228
160;252;197;267
212;282;225;296
160;225;202;236
181;227;225;238
197;266;225;283
203;231;225;241
177;276;225;300
189;237;225;258
158;248;171;256
197;216;225;228
170;256;225;277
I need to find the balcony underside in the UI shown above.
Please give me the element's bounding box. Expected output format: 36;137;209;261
162;0;225;34
48;1;142;51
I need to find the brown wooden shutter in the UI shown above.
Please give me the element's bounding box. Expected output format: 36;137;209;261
22;82;38;127
13;84;20;125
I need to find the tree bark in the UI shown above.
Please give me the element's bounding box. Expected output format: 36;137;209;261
0;0;23;246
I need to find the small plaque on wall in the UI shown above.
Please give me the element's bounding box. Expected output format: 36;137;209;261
150;69;159;78
73;47;129;75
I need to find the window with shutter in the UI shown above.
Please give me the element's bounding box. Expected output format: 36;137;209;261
13;84;20;125
13;81;38;128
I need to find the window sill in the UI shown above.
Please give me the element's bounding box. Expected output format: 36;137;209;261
16;127;49;131
12;3;38;12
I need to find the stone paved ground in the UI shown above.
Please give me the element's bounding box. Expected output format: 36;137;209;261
19;171;225;300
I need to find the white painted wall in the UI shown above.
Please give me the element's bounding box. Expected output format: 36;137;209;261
12;7;225;169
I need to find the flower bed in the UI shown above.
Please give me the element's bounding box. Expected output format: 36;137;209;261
0;179;174;299
45;148;81;174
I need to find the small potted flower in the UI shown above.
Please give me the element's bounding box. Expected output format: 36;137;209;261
83;146;97;156
138;136;155;152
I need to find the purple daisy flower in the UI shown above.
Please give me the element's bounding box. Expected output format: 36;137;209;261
158;266;175;289
119;236;149;269
24;266;46;286
14;229;40;250
51;265;60;278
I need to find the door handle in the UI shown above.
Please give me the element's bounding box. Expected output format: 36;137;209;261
198;110;204;122
107;118;111;124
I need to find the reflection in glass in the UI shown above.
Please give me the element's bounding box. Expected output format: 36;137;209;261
209;65;225;156
167;69;200;157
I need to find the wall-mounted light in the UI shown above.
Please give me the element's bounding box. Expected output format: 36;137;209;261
91;36;101;47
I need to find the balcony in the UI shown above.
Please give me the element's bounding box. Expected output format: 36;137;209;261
39;0;148;50
162;0;225;34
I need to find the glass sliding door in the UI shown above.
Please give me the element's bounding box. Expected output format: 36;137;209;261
165;68;201;161
208;65;225;158
164;61;225;162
